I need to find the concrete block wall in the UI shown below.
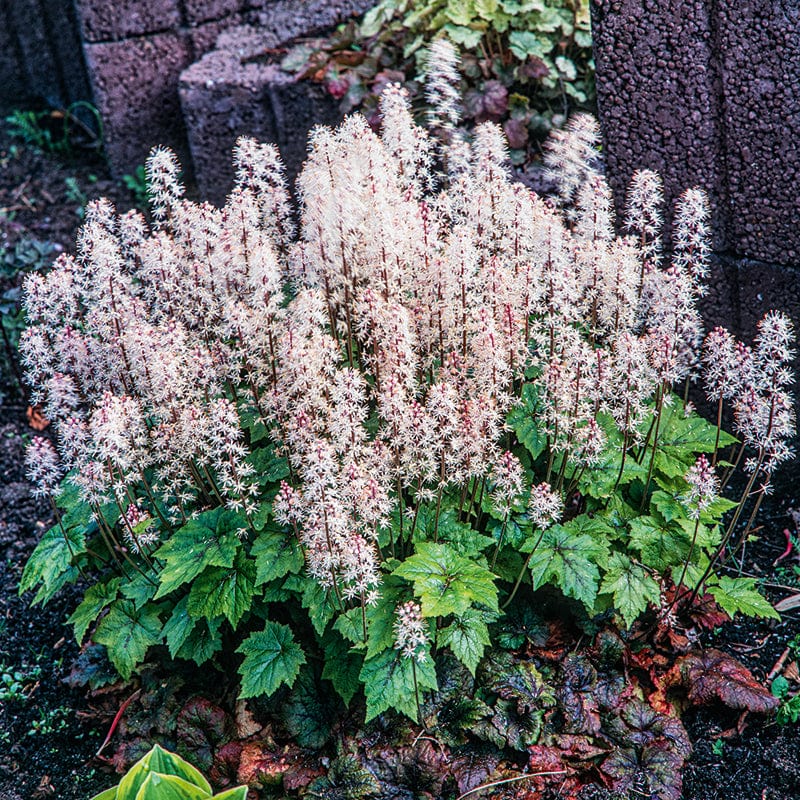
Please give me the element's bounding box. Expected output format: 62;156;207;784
591;0;800;267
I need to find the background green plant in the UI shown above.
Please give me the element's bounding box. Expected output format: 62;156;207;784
283;0;593;163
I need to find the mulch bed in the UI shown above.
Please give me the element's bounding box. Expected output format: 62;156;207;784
1;124;799;800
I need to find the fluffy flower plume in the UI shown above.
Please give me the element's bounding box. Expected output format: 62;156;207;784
394;600;429;662
684;455;719;519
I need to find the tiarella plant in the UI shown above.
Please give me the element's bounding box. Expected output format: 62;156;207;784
282;0;593;162
19;52;794;722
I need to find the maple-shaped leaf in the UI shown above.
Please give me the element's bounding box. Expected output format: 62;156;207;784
93;599;162;680
187;553;256;628
488;657;555;715
440;609;491;675
154;508;242;599
599;552;661;628
706;575;779;620
321;630;363;705
656;400;736;460
523;519;607;610
237;621;306;698
359;646;437;722
251;527;303;586
658;649;779;714
19;523;85;606
412;506;495;557
68;578;122;643
602;742;684;800
393;542;499;617
628;515;689;572
507;383;547;460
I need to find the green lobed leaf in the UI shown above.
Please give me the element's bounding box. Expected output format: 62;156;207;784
707;576;779;620
251;527;304;586
284;574;338;636
19;524;85;605
657;401;737;459
523;517;608;610
163;597;224;665
393;542;499;617
93;599;162;680
247;445;290;486
237;621;306;698
413;506;494;557
322;630;364;705
628;515;689;572
599;552;661;628
153;508;242;600
440;608;491;675
68;578;122;643
359;646;438;722
507;383;547;461
186;554;256;627
366;577;407;658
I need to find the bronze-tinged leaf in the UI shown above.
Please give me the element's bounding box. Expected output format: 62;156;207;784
236;742;300;787
654;649;779;715
450;745;500;795
27;405;49;431
210;742;243;789
176;697;231;771
557;655;600;736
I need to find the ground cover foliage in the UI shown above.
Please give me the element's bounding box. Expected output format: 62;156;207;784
281;0;594;163
16;45;795;799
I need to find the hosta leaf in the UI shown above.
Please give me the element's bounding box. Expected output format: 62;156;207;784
707;576;779;620
251;527;303;586
237;621;306;698
68;578;121;643
322;630;363;705
440;609;491;675
212;789;247;800
187;554;256;627
599;553;661;628
154;508;241;599
93;600;162;680
507;383;547;460
393;542;499;617
359;646;437;722
129;772;210;800
117;743;213;798
20;524;85;605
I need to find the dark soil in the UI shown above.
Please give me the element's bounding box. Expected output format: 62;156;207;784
1;121;800;800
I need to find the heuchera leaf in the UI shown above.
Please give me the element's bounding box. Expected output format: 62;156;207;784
662;649;780;714
440;609;491;675
359;646;437;722
187;554;256;628
237;621;306;699
707;576;779;620
599;552;661;628
93;599;162;680
154;508;242;599
393;542;499;617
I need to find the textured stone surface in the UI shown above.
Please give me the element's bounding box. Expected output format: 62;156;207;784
716;2;800;265
84;33;193;176
181;49;340;204
591;0;800;267
74;0;181;42
590;0;728;250
184;0;242;25
243;0;375;43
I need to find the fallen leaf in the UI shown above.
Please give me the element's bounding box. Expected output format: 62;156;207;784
27;405;49;431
